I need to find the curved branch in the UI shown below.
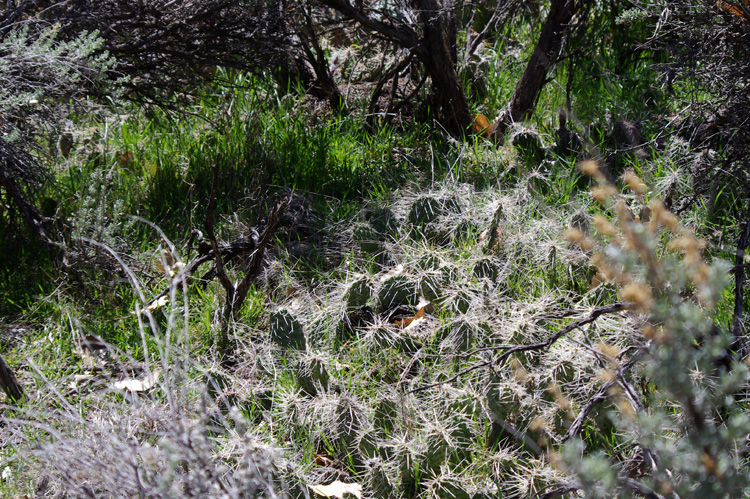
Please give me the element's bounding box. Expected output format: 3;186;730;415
315;0;421;51
411;302;626;393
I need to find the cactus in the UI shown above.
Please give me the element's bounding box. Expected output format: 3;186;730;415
374;395;399;434
472;257;502;281
295;355;329;396
377;275;419;312
269;309;307;350
345;278;373;309
368;207;399;237
364;459;394;499
354;224;382;254
408;196;461;226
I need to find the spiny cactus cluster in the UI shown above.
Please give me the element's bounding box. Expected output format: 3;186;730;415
5;172;737;499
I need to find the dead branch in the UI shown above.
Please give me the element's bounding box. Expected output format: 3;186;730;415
205;154;235;316
561;347;659;483
0;353;24;404
199;156;289;354
233;197;289;314
562;351;643;442
732;212;750;356
366;53;413;129
0;138;61;252
410;302;626;393
538;483;582;499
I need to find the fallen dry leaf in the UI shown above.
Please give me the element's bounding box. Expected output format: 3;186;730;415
394;301;435;329
308;480;362;499
472;113;491;138
117;150;134;169
113;369;161;392
395;306;424;329
155;249;184;277
313;453;336;467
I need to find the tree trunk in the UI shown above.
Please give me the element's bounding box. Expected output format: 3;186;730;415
490;0;584;142
314;0;472;136
414;0;472;136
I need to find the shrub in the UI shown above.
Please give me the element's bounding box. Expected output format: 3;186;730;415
556;165;750;497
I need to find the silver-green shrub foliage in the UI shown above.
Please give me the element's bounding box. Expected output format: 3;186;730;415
0;22;116;140
560;180;750;498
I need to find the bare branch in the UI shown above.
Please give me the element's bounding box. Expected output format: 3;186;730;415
204;154;235;304
315;0;421;50
411;302;627;393
562;351;644;442
232;197;289;314
732;211;750;355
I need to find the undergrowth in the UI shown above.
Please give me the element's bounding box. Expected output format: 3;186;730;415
0;15;746;499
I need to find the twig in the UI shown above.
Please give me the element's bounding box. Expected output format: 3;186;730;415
366;53;413;128
732;212;750;355
203;154;235;352
204;154;235;306
562;350;643;442
456;309;580;359
410;302;626;393
142;236;260;311
232;197;289;314
537;483;582;499
561;348;659;477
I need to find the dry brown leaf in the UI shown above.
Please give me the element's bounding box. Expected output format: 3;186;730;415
313;453;336;467
155;249;184;277
308;480;362;499
117;150;134;169
394;302;434;329
472;113;491;138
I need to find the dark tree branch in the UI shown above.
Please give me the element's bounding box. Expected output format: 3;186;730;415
490;0;592;141
562;351;643;442
204;155;235;352
315;0;420;49
366;52;413;127
232;197;289;314
538;483;582;499
411;302;627;393
0;353;24;404
0;138;61;252
143;239;257;311
298;4;348;113
315;0;472;135
204;155;234;305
